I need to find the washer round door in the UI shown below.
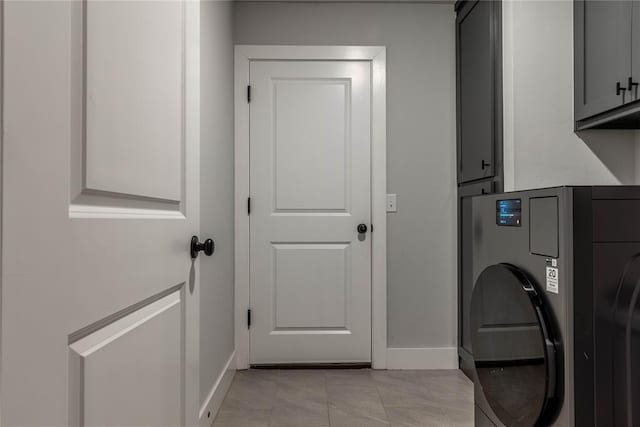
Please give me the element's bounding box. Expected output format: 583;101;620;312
470;264;561;427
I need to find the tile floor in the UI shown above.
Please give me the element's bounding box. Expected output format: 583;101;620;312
213;369;474;427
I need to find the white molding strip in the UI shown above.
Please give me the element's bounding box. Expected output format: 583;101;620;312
68;204;185;220
386;347;458;370
235;0;451;2
502;0;516;192
371;47;387;369
198;351;236;426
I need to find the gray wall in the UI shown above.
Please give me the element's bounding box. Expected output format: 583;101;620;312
502;0;637;190
200;0;235;405
234;2;458;349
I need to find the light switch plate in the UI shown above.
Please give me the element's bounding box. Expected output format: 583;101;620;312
386;194;397;212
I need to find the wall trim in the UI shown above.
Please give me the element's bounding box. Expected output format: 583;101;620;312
234;45;387;369
198;351;236;426
502;0;515;191
68;204;185;220
386;347;458;370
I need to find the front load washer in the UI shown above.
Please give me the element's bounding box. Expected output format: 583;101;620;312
469;186;640;426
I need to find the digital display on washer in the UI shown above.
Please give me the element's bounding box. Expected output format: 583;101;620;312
496;199;522;226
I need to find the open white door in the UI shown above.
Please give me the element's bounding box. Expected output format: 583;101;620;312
2;1;201;426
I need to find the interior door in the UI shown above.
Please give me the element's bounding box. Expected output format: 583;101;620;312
2;1;201;426
249;60;371;364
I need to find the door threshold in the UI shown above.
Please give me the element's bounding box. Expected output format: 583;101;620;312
250;362;372;370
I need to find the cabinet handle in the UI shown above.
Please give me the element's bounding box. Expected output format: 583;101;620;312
628;77;639;93
481;160;491;170
617;81;627;97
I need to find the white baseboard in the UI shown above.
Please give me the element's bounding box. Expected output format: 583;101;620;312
386;347;458;370
199;351;236;426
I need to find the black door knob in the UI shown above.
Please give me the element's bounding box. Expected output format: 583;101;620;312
357;224;368;234
191;236;214;259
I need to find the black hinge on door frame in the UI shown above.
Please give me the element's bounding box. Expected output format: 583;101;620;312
247;309;252;329
247;197;251;215
247;85;252;103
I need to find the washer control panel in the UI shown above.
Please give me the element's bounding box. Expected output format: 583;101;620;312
496;198;522;226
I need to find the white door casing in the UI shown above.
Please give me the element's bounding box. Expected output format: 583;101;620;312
250;60;371;364
2;1;201;426
234;46;387;369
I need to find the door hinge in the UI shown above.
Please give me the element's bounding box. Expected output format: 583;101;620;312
247;197;251;215
247;85;252;103
247;309;252;329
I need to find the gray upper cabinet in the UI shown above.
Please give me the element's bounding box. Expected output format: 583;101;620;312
575;0;640;129
457;0;501;184
633;3;640;100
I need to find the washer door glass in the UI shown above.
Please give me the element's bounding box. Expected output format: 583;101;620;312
470;264;560;427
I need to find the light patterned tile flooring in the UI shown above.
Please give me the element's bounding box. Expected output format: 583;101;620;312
213;369;473;427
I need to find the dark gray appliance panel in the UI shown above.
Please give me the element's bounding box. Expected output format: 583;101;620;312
591;242;640;426
530;196;559;258
611;253;640;427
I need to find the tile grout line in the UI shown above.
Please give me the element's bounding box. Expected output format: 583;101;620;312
268;369;280;427
372;370;392;425
324;370;330;427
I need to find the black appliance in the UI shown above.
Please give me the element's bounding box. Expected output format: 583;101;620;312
470;186;640;426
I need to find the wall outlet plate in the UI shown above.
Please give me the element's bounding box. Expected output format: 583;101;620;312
386;194;397;212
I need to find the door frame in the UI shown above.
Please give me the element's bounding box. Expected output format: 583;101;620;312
234;45;387;369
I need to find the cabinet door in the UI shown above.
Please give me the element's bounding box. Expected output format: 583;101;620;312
457;0;499;184
575;0;632;120
458;180;494;376
632;1;640;102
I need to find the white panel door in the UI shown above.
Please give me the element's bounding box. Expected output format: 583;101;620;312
249;61;371;364
2;1;201;426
